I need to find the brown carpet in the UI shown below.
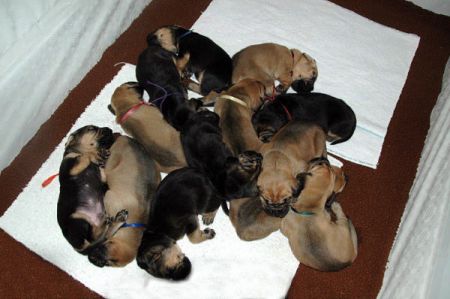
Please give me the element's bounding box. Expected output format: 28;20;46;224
0;0;449;298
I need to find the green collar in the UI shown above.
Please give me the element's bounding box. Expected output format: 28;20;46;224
291;206;315;216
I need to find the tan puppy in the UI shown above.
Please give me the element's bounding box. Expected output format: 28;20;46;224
232;43;318;95
214;78;265;155
281;158;357;271
87;135;161;267
257;121;327;218
109;82;187;173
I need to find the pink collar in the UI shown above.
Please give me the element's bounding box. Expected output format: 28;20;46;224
119;102;148;124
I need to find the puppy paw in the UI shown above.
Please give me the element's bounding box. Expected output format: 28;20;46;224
114;209;128;222
203;228;216;240
202;211;217;226
238;151;263;172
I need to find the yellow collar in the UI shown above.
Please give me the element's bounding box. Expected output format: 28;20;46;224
218;95;248;108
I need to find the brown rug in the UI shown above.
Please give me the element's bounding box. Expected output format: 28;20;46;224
0;0;449;298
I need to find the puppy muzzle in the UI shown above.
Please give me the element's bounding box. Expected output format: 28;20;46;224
291;76;316;94
261;199;290;218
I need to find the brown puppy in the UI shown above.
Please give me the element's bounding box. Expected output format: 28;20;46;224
214;78;266;155
257;121;327;218
281;158;357;271
87;136;161;267
109;82;187;173
232;43;318;95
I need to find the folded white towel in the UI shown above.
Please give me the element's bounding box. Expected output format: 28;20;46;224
193;0;419;168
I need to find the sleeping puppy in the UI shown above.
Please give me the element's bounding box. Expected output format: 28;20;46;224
57;125;116;252
281;157;358;271
109;82;187;173
148;25;232;98
86;136;161;268
180;109;262;198
232;43;318;95
214;78;266;155
136;44;199;130
136;151;262;280
257;121;327;218
252;92;357;144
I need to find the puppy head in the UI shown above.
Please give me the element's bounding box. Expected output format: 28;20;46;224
225;79;266;110
257;152;301;218
137;232;191;281
295;157;344;210
252;101;287;143
109;82;143;119
290;50;318;93
87;239;136;268
64;125;114;158
148;25;187;53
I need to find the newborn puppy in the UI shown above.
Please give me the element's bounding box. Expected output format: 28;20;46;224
148;25;232;98
214;79;266;155
252;92;357;144
180;110;262;198
257;121;327;218
136;44;199;130
136;151;262;280
87;136;161;268
57;125;115;252
109;82;187;173
281;157;358;271
232;43;318;95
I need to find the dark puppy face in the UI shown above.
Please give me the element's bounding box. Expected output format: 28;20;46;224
148;25;182;53
291;76;317;94
252;101;287;143
291;51;318;94
137;232;191;281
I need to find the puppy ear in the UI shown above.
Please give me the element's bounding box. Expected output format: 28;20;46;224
107;104;116;115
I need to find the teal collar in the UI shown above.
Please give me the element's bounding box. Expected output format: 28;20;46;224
120;222;146;229
291;206;315;216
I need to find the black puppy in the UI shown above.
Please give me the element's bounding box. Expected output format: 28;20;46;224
136;44;199;130
252;92;356;144
57;125;116;252
136;151;262;281
147;25;232;99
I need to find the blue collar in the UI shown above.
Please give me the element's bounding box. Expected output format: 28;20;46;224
177;30;193;40
120;222;146;229
291;207;315;216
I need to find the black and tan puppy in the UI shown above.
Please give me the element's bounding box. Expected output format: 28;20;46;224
232;43;318;95
180;110;262;198
57;125;116;252
214;78;266;155
148;25;232;98
136;44;198;130
257;121;327;218
86;136;161;268
281;157;358;271
252;92;357;144
109;82;187;173
136;151;262;280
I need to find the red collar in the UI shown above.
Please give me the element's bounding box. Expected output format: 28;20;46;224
264;86;292;121
119;102;148;124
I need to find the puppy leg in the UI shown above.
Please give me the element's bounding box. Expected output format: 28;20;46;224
276;72;292;93
186;216;216;244
104;209;128;239
202;209;218;226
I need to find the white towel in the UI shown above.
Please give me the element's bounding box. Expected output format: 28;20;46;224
0;64;298;299
192;0;420;169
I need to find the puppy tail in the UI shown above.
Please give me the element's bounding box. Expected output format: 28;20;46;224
221;200;230;216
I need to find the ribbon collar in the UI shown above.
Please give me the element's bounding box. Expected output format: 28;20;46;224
218;95;248;108
291;206;315;216
120;222;147;229
119;102;148;124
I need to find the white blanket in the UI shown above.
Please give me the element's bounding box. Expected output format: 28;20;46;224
0;64;298;299
193;0;419;168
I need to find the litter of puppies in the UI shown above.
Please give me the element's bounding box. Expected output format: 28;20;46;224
56;25;358;280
